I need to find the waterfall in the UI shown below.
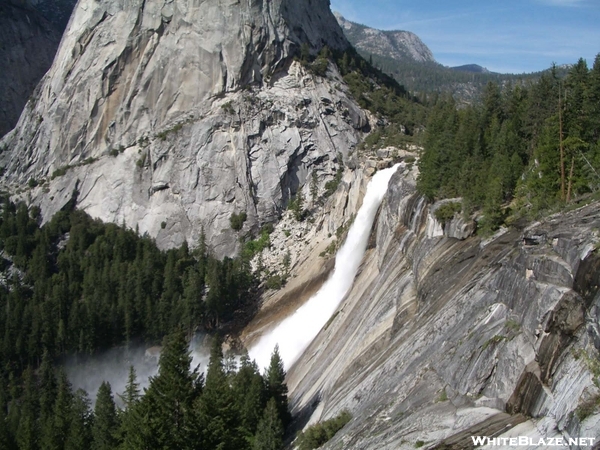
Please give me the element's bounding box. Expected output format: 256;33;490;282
249;164;401;370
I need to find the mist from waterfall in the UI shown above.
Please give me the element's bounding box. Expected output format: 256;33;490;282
249;164;400;371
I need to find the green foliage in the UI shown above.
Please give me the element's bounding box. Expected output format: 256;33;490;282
230;212;248;231
436;388;448;403
505;319;521;333
253;398;284;450
311;57;329;77
27;178;38;189
0;331;292;450
571;349;600;388
136;152;147;168
136;329;199;449
242;227;272;260
51;165;70;179
66;389;93;450
222;101;235;115
298;44;426;142
319;240;338;258
482;335;507;350
324;161;344;199
345;28;550;104
415;440;425;448
434;202;461;223
138;136;150;147
265;274;285;291
288;191;306;221
295;410;351;450
194;336;244;450
92;382;119;450
300;43;311;64
310;171;318;200
0;196;255;367
156;122;184;140
82;157;98;165
575;395;600;422
265;346;291;428
417;55;600;222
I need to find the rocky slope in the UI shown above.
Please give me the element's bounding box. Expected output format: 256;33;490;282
0;0;367;255
0;1;61;137
280;164;600;448
334;12;434;64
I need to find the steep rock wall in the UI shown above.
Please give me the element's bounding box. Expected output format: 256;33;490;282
0;0;356;254
288;166;600;449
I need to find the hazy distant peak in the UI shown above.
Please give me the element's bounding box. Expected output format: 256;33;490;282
450;64;491;74
333;12;435;64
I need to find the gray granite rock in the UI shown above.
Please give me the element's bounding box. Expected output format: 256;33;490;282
0;0;361;255
287;171;600;449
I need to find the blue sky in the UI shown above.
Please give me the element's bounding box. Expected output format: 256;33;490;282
330;0;600;74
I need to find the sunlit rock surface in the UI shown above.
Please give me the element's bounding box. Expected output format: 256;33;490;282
0;0;358;255
287;165;600;449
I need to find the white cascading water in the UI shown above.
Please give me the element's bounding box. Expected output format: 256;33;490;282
249;164;401;370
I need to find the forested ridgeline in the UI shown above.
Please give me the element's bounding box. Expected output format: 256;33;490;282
300;45;428;144
0;330;291;450
417;56;600;233
0;197;255;379
363;53;564;103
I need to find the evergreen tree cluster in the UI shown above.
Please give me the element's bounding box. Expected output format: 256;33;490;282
334;48;428;138
0;199;254;378
300;46;428;145
0;331;290;450
417;56;600;233
361;53;556;104
295;410;352;450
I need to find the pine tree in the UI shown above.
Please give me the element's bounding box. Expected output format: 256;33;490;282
138;329;198;449
92;382;119;450
42;370;73;450
194;336;245;450
120;366;141;408
118;366;147;450
38;350;57;425
480;177;504;234
65;389;92;450
265;346;291;428
0;383;15;450
253;398;284;450
234;353;265;435
16;367;39;450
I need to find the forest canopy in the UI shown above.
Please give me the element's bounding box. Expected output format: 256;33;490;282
416;56;600;233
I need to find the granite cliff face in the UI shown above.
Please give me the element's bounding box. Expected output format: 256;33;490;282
0;1;61;137
284;166;600;448
3;1;599;446
0;0;363;254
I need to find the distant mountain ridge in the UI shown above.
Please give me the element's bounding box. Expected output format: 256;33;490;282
334;12;435;64
451;64;490;74
334;12;542;103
